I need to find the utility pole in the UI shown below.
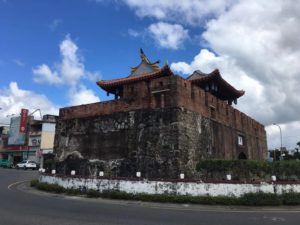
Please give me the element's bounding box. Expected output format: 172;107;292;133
273;123;283;160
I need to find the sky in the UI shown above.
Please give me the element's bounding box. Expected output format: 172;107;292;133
0;0;299;150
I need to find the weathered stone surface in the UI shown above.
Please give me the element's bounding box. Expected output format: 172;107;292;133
55;108;181;178
54;106;265;179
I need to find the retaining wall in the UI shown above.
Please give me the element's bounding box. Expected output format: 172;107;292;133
39;175;300;197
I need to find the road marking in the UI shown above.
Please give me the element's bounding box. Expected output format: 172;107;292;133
7;180;30;190
144;205;300;213
76;197;300;213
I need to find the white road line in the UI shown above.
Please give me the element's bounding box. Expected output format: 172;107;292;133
7;180;30;190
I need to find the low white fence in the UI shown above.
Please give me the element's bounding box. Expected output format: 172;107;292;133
39;175;300;197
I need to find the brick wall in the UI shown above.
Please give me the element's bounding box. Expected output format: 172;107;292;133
57;74;267;165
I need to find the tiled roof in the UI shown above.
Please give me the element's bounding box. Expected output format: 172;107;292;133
97;65;173;91
188;69;245;98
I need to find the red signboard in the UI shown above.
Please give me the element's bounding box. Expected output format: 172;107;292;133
19;108;29;133
4;145;28;151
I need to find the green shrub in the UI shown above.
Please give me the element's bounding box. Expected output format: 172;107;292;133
239;193;282;206
30;179;39;187
282;193;300;205
65;188;81;196
86;189;101;198
34;181;65;193
196;160;300;181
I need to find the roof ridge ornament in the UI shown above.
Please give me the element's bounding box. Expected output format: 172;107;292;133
140;48;150;64
129;49;160;76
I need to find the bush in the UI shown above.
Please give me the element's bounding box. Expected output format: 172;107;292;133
239;193;282;206
282;193;300;205
86;189;101;198
34;181;65;193
196;160;300;181
65;188;81;196
30;179;39;187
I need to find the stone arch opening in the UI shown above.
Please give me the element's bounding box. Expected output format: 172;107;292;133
238;152;247;160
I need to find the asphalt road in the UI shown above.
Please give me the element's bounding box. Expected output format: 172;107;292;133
1;168;300;225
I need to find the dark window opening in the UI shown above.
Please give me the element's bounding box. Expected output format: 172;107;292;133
238;152;247;160
160;82;163;87
155;94;161;108
210;107;216;119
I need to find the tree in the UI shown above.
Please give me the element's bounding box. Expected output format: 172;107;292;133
269;149;281;161
294;146;300;160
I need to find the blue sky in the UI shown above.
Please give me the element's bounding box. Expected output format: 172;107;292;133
0;0;201;104
1;0;300;150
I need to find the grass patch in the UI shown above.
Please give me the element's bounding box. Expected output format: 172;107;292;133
31;180;300;206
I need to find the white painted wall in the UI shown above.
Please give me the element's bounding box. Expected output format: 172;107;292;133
39;175;300;197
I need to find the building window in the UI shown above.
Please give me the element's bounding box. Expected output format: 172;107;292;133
238;135;244;146
154;94;161;108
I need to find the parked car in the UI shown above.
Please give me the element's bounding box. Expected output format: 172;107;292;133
16;160;37;170
0;159;13;168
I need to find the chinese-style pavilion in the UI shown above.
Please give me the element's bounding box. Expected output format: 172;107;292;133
97;49;244;105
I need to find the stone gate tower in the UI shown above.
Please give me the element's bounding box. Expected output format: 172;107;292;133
54;49;267;178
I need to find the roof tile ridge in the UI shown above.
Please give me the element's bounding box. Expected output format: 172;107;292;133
97;65;171;85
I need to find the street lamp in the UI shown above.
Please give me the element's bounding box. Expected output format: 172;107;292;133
273;123;283;160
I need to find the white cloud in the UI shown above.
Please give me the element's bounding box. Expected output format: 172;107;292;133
124;0;234;25
0;82;59;122
32;35;99;87
148;22;189;49
13;59;25;66
68;85;100;106
33;64;63;85
32;35;101;105
86;71;102;82
49;19;62;31
128;28;141;37
59;36;85;86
